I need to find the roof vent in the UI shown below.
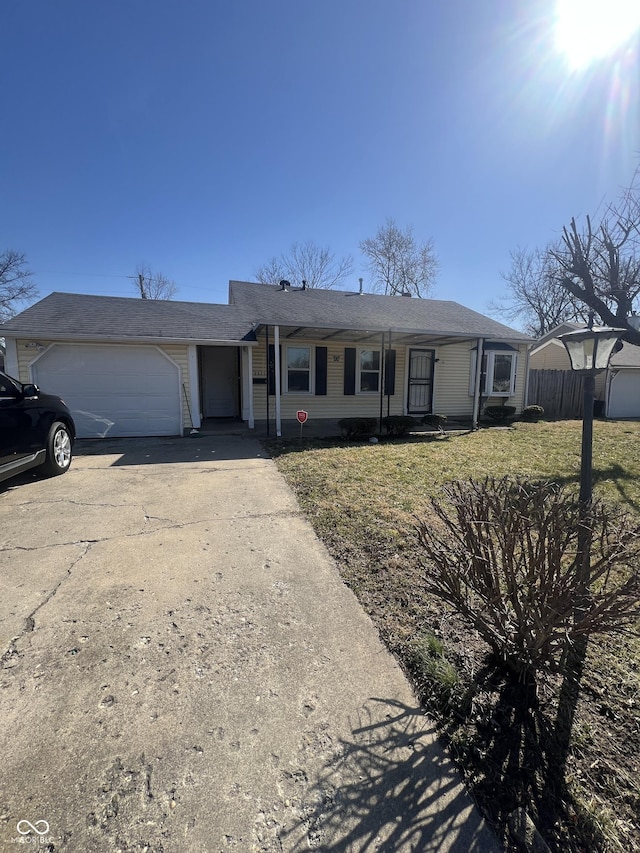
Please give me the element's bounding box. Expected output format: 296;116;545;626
402;291;412;297
279;280;290;291
301;280;307;291
359;277;364;294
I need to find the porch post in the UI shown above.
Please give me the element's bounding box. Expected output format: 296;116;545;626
247;345;255;429
274;325;282;437
187;345;201;429
472;337;484;430
4;337;18;378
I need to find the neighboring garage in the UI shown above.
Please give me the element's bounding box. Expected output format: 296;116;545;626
31;343;182;438
608;368;640;419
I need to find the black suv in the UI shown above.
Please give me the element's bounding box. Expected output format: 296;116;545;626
0;370;76;484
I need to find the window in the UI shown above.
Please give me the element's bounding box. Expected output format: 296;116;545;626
489;353;515;394
359;349;380;393
286;346;311;393
470;348;518;397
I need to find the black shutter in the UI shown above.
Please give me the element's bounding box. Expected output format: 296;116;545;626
344;347;356;395
384;349;396;396
315;347;327;395
267;344;275;395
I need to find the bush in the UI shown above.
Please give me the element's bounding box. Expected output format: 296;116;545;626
521;405;544;422
484;405;516;423
421;414;447;433
416;477;640;685
338;417;377;440
382;415;418;436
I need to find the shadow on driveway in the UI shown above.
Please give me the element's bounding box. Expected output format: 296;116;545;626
75;434;269;466
280;698;495;852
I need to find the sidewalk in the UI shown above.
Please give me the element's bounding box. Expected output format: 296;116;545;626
0;434;497;851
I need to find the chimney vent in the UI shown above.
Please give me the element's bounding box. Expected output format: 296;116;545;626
279;280;290;291
359;277;364;294
302;280;307;291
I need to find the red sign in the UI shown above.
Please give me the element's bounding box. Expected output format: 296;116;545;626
296;410;308;425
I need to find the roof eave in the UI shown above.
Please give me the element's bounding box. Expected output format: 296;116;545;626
2;330;257;346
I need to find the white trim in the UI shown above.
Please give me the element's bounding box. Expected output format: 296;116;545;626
472;338;484;428
357;347;382;394
486;351;518;396
529;338;567;358
4;337;18;377
187;345;201;429
2;331;257;347
284;344;314;394
469;347;518;397
247;346;254;429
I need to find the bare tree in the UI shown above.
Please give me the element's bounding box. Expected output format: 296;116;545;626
255;240;353;290
132;265;177;300
488;246;587;337
549;177;640;346
359;218;438;298
0;250;38;321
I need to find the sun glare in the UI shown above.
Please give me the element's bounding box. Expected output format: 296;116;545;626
555;0;640;69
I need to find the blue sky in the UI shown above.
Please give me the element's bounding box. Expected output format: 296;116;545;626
2;1;639;321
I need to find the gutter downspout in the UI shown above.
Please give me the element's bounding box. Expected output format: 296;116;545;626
472;337;484;430
274;324;282;437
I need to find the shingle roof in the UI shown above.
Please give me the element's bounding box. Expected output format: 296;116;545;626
0;283;532;345
229;281;531;341
611;342;640;368
0;292;256;343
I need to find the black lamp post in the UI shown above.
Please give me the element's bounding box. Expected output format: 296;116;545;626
559;316;625;506
552;316;625;767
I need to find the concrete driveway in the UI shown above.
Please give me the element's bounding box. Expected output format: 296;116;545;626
0;435;497;852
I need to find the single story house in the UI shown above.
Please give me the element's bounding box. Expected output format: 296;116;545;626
0;280;532;438
529;322;640;419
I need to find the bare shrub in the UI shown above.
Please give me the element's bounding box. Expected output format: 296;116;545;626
416;478;640;682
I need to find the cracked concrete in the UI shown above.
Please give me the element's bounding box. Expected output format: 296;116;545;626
0;435;498;852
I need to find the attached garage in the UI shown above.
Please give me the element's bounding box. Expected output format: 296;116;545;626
608;369;640;419
32;344;182;438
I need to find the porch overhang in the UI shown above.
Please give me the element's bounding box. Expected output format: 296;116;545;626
254;322;525;348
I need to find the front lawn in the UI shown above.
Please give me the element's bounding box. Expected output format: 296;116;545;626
266;420;640;853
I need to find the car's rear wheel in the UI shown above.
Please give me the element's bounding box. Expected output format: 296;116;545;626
41;421;73;476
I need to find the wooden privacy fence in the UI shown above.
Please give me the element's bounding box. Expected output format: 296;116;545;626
527;369;584;419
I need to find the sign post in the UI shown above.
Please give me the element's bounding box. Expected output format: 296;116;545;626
296;410;308;439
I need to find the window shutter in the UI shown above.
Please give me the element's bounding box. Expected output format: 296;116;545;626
315;347;327;395
384;349;396;395
344;347;356;395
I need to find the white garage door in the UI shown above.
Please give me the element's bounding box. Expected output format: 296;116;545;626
608;370;640;419
32;344;182;438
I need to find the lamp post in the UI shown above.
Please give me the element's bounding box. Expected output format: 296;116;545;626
552;316;625;767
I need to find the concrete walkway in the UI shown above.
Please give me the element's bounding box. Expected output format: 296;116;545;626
0;435;497;852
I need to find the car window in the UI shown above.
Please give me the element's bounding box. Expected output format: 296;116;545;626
0;374;19;397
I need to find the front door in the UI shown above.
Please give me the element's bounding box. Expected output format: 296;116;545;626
200;347;239;418
407;349;435;414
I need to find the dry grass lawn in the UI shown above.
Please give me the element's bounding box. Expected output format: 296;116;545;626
266;420;640;853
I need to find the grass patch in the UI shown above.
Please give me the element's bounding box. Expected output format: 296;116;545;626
265;420;640;852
